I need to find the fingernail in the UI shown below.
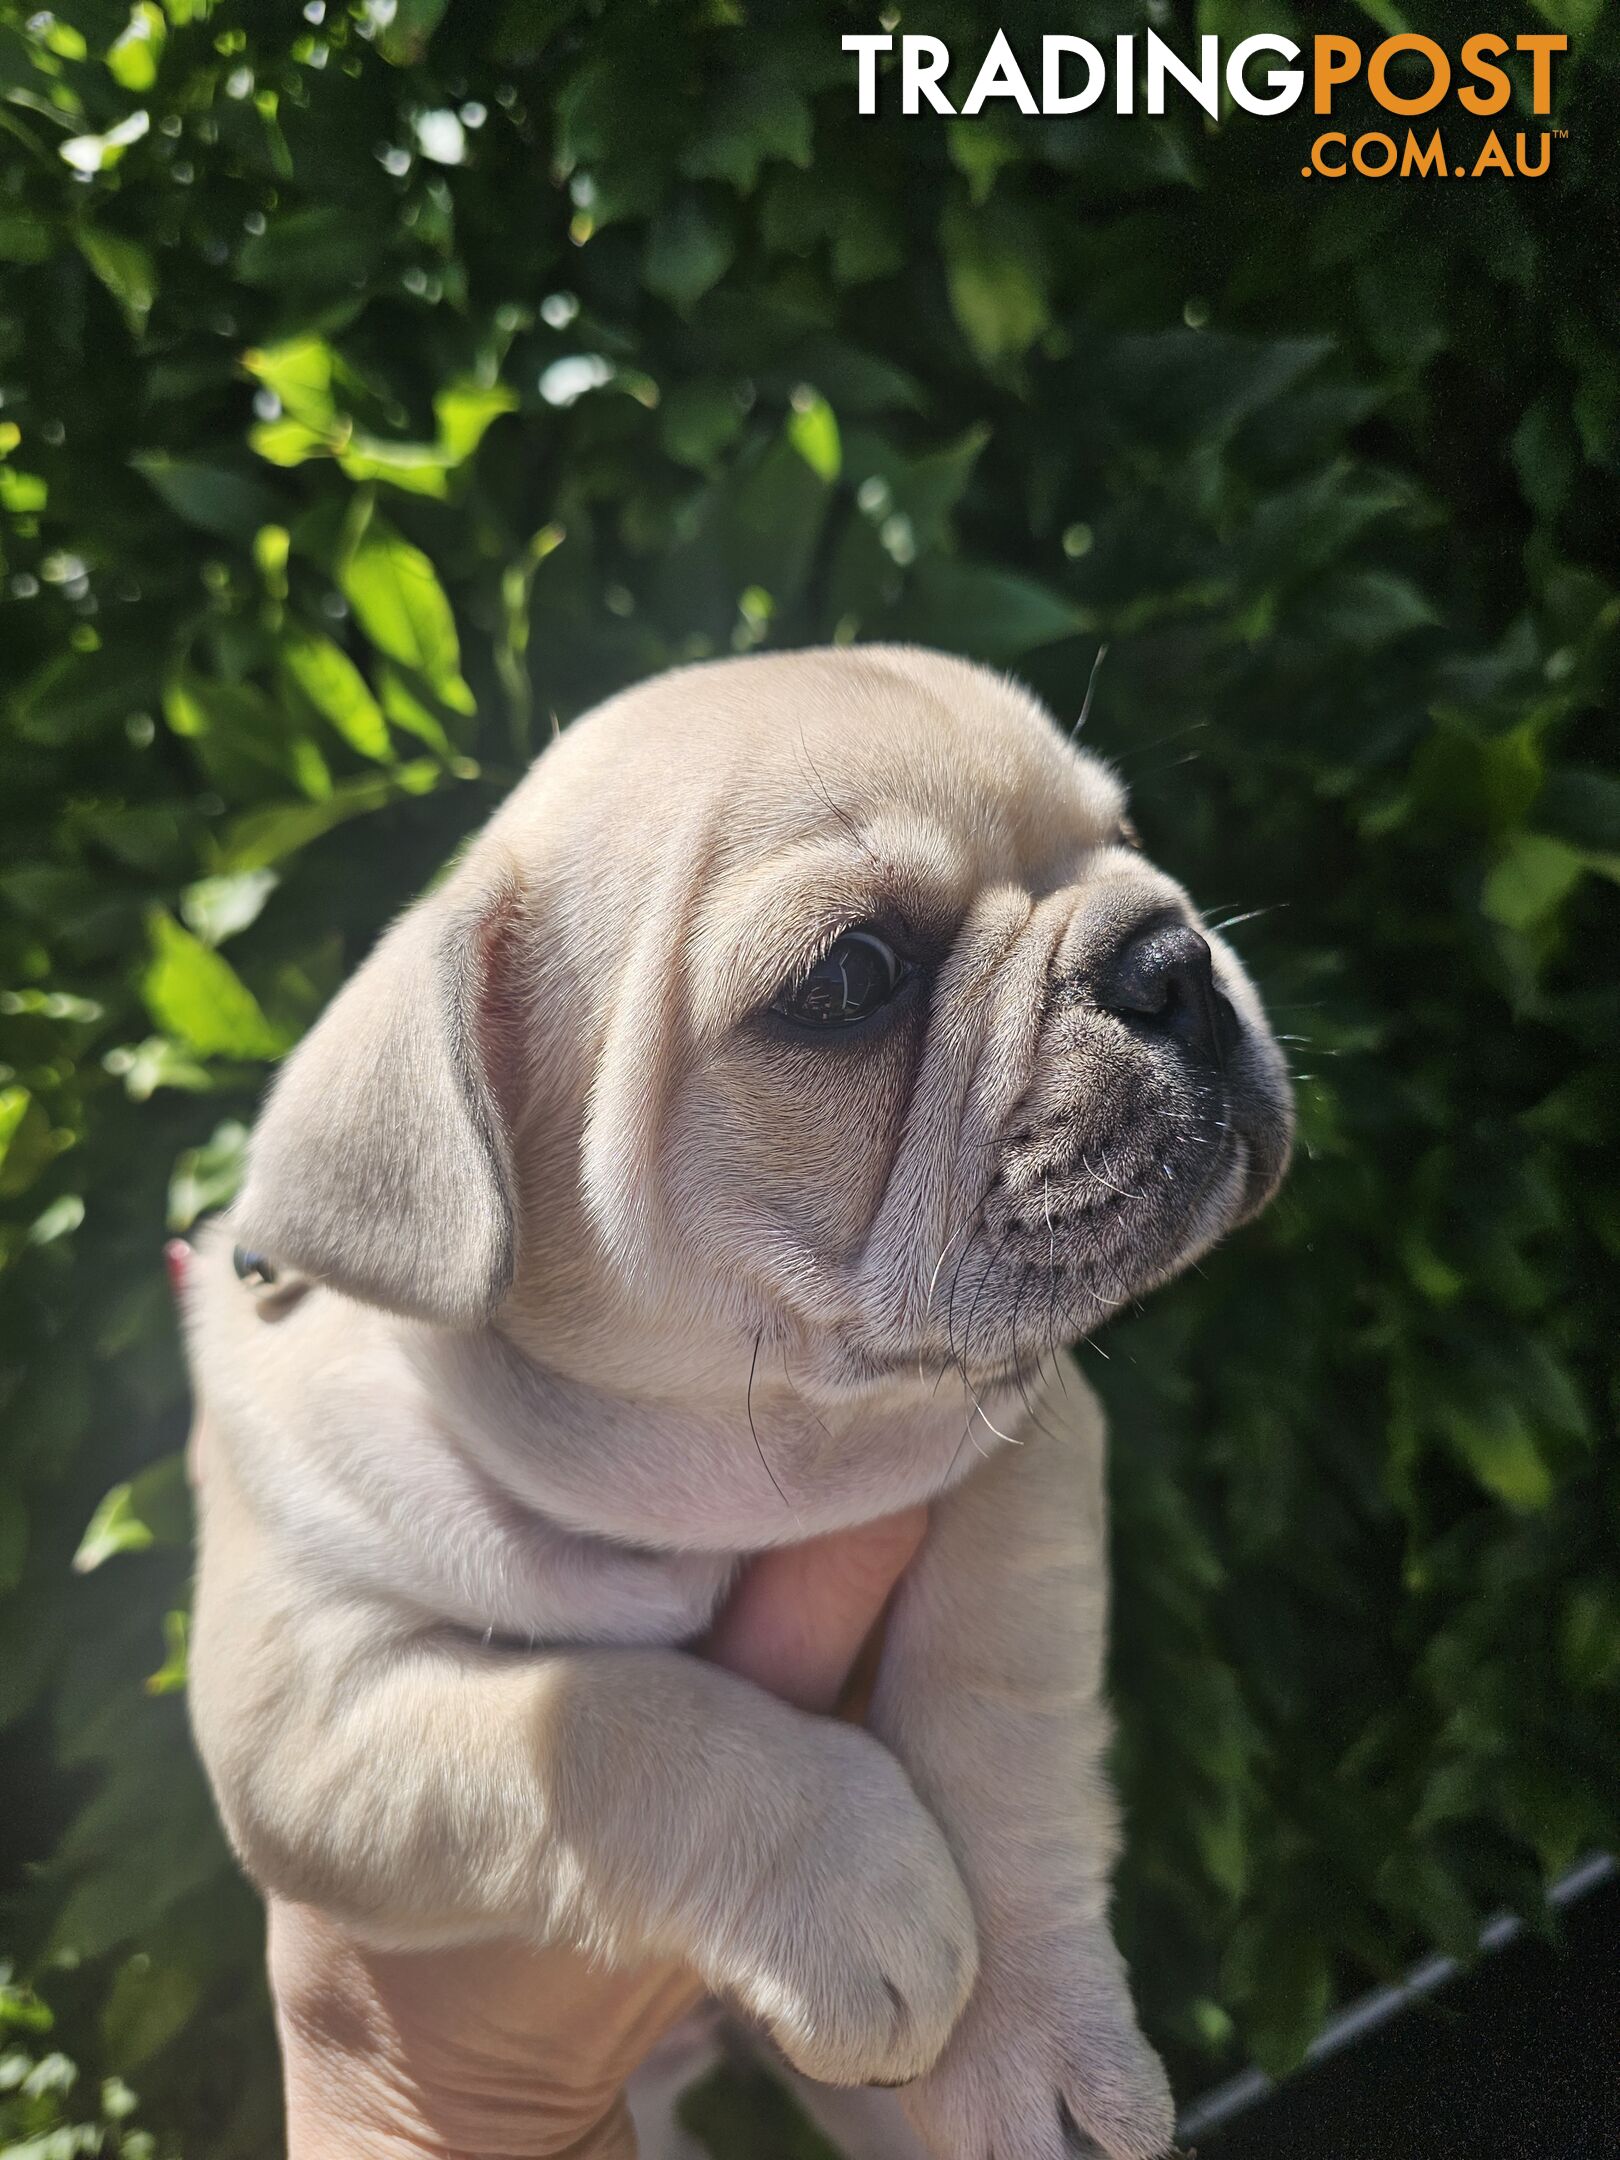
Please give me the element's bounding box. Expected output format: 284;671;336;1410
165;1239;192;1303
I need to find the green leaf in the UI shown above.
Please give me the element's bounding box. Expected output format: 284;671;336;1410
340;522;474;714
1481;832;1585;932
644;195;735;312
726;428;833;609
30;1194;85;1246
434;379;517;463
0;464;48;513
376;0;452;65
101;1955;200;2074
940;196;1048;368
1233;1921;1333;2077
0;1974;53;2036
74;1477;161;1574
786;392;840;484
255;522;290;602
1312;568;1439;647
1527;0;1604;39
179;868;278;947
1440;1400;1555;1512
105;4;165;93
132;455;280;540
947;119;1022;206
0;1086;44;1193
680;77;813;192
660;379;746;470
242;336;339;430
1534;766;1620;852
281;628;394;762
36;13;88;57
147;1608;190;1695
1561;1584;1620;1693
163;671;329;803
250;416;336;469
896;560;1087;662
167;1120;250;1231
77;226;156;332
377;665;454;756
59;109;151;176
0;212;52;265
141;913;289;1060
336;437;453;498
237;206;383;290
102;1035;214;1102
215;761;447;871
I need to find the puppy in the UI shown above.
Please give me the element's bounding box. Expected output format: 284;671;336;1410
186;646;1291;2160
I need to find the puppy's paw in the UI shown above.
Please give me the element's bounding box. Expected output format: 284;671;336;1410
717;1725;977;2088
902;1926;1174;2160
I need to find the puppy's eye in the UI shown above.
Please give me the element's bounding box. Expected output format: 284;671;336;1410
1115;815;1142;850
772;930;908;1030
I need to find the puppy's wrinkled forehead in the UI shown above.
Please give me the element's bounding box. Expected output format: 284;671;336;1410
567;648;1119;999
700;644;1120;864
552;645;1119;855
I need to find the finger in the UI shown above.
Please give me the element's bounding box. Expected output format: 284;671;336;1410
705;1504;929;1714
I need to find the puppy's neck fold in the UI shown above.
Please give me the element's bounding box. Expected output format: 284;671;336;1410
413;1319;1030;1558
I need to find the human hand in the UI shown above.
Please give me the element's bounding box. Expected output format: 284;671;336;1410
264;1508;929;2160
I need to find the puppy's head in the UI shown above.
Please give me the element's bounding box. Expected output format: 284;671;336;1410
236;648;1291;1403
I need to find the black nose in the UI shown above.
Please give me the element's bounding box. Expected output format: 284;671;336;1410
1099;921;1230;1065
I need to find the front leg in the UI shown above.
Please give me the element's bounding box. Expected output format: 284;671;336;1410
869;1363;1175;2160
190;1452;977;2092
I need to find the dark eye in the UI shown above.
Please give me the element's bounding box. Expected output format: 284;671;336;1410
772;929;908;1030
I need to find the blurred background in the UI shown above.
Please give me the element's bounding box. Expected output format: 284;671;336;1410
1;1;1616;2153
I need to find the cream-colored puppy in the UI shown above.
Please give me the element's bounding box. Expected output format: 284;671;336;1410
186;647;1291;2160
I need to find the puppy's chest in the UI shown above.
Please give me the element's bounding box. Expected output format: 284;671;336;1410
378;1482;738;1649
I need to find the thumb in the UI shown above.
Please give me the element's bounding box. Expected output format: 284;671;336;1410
704;1506;928;1714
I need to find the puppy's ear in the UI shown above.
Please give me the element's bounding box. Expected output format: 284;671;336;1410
234;868;521;1326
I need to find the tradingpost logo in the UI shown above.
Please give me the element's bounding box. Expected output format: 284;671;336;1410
844;27;1570;181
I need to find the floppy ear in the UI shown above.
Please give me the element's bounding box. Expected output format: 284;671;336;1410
234;869;521;1327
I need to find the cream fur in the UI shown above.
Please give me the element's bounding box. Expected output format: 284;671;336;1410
187;646;1292;2156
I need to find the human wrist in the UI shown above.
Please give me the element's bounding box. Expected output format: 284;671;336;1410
271;1904;685;2160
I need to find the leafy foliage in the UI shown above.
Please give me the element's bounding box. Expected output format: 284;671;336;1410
1;0;1616;2147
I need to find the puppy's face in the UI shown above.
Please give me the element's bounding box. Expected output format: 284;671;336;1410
238;647;1291;1416
494;647;1292;1410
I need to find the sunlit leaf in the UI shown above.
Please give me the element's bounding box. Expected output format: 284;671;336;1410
249;416;336;468
73;1485;150;1574
434;379;517;463
146;1608;189;1695
141;915;288;1060
340;522;474;713
105;5;166;93
59;111;150;175
242;336;339;429
179;869;277;947
281;628;393;762
786;392;840;483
